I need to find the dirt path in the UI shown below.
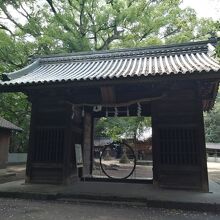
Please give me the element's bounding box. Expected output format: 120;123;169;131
1;162;220;185
0;164;25;184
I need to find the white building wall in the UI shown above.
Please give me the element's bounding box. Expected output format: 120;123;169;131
8;153;27;163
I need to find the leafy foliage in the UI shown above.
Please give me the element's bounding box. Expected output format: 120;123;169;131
0;93;30;152
0;0;219;52
204;91;220;143
95;117;151;141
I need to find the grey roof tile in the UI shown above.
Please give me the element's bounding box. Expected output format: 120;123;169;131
1;39;220;87
0;117;22;131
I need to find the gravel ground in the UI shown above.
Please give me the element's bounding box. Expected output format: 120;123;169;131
1;163;220;219
0;198;220;220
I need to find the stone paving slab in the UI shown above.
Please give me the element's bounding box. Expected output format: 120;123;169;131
0;180;220;211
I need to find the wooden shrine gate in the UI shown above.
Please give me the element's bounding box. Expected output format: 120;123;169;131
152;86;208;190
0;38;220;191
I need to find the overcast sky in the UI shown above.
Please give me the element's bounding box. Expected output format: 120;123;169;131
182;0;220;20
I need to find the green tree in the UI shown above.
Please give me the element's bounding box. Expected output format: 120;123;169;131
0;0;219;53
95;117;151;141
204;91;220;143
0;92;30;152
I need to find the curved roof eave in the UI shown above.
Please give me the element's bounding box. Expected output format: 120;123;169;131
2;59;40;81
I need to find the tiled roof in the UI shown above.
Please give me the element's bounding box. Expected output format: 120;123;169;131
0;117;22;131
1;38;220;87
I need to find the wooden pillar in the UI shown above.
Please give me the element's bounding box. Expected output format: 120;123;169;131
152;85;208;191
196;92;209;191
0;129;10;169
62;103;75;184
66;105;83;183
82;112;93;177
25;102;36;183
26;98;83;184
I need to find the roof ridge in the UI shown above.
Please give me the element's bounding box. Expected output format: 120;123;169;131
34;38;219;64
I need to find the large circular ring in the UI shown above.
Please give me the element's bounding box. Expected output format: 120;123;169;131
99;142;136;179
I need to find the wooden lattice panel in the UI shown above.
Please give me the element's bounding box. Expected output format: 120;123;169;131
158;127;198;165
32;127;64;163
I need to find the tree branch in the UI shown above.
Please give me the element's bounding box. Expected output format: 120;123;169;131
140;28;154;41
45;0;75;34
98;24;121;50
9;0;30;20
161;28;181;39
19;1;32;19
0;4;25;31
79;0;86;37
87;11;98;48
0;24;14;36
67;0;80;11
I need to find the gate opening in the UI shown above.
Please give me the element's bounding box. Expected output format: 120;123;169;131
92;117;153;180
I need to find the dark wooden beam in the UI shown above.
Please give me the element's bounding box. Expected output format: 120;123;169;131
100;86;116;104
